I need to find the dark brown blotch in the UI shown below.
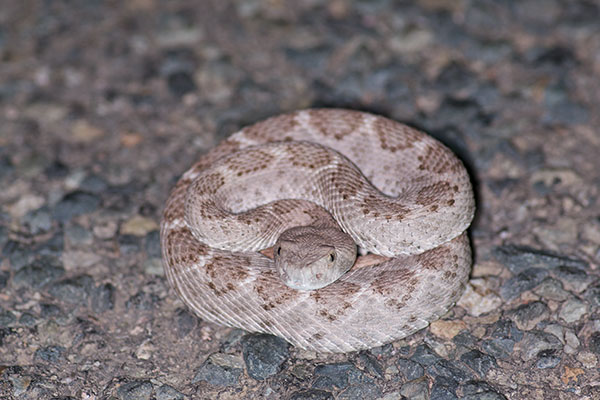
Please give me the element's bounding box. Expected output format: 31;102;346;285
308;109;363;140
374;117;421;152
415;181;452;207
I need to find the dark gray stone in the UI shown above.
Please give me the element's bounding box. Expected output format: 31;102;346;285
427;360;473;384
554;265;592;293
461;380;506;399
0;154;14;179
500;268;548;300
312;362;369;390
526;45;577;69
435;62;478;96
518;331;563;361
480;320;522;359
37;233;64;259
34;345;65;363
289;389;333;400
79;174;108;193
145;230;161;258
587;332;600;354
507;301;549;330
65;224;92;246
193;356;242;386
116;380;153;400
463;1;512;36
472;84;502;113
400;376;430;399
155;384;184;400
431;376;459;400
493;245;588;274
534;278;569;301
167;71;196;96
356;352;384;378
491;320;523;341
461;350;496;377
118;234;141;255
40;303;62;318
481;338;515;360
139;202;157;217
12;258;65;288
396;358;424;381
126;291;159;310
241;333;289;380
338;382;382;400
18;312;37;327
536;351;561;369
53;191;101;222
44;160;69;179
411;344;441;366
584;283;600;307
463;394;507;400
0;308;16;327
91;283;115;313
23;206;53;235
453;331;479;348
543;92;589;125
48;275;94;304
0;224;7;250
47;275;94;304
175;307;197;338
0;270;7;291
3;240;34;271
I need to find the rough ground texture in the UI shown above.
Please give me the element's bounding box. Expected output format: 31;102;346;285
0;1;599;399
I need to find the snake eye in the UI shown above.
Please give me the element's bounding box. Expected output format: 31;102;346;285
276;246;281;256
328;252;335;263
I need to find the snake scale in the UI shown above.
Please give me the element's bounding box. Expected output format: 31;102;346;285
160;109;475;353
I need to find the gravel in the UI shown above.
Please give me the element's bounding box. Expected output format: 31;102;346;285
1;1;599;399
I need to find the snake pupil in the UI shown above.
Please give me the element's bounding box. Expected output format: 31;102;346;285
276;246;281;256
329;253;335;262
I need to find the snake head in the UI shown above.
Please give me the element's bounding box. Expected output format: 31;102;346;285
273;226;357;291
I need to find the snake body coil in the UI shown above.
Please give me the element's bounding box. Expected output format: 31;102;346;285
161;109;474;353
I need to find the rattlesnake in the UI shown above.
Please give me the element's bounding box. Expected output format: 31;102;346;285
160;109;475;353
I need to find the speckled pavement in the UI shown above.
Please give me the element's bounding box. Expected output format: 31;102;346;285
1;1;599;399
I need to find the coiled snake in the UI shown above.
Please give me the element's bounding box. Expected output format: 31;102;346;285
160;109;474;353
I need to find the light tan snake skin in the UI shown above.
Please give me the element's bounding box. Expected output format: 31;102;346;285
161;109;475;353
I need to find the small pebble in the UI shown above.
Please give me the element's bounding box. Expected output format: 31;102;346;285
558;298;587;323
507;301;549;331
411;344;441;366
47;275;94;304
53;191;101;222
12;258;65;288
34;345;65;363
121;215;159;236
117;380;153;400
156;384;184;400
312;362;368;390
400;377;429;400
499;268;548;300
396;358;424;381
517;331;563;361
91;283;115;313
241;333;289;380
289;389;333;400
193;353;243;386
460;350;496;377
